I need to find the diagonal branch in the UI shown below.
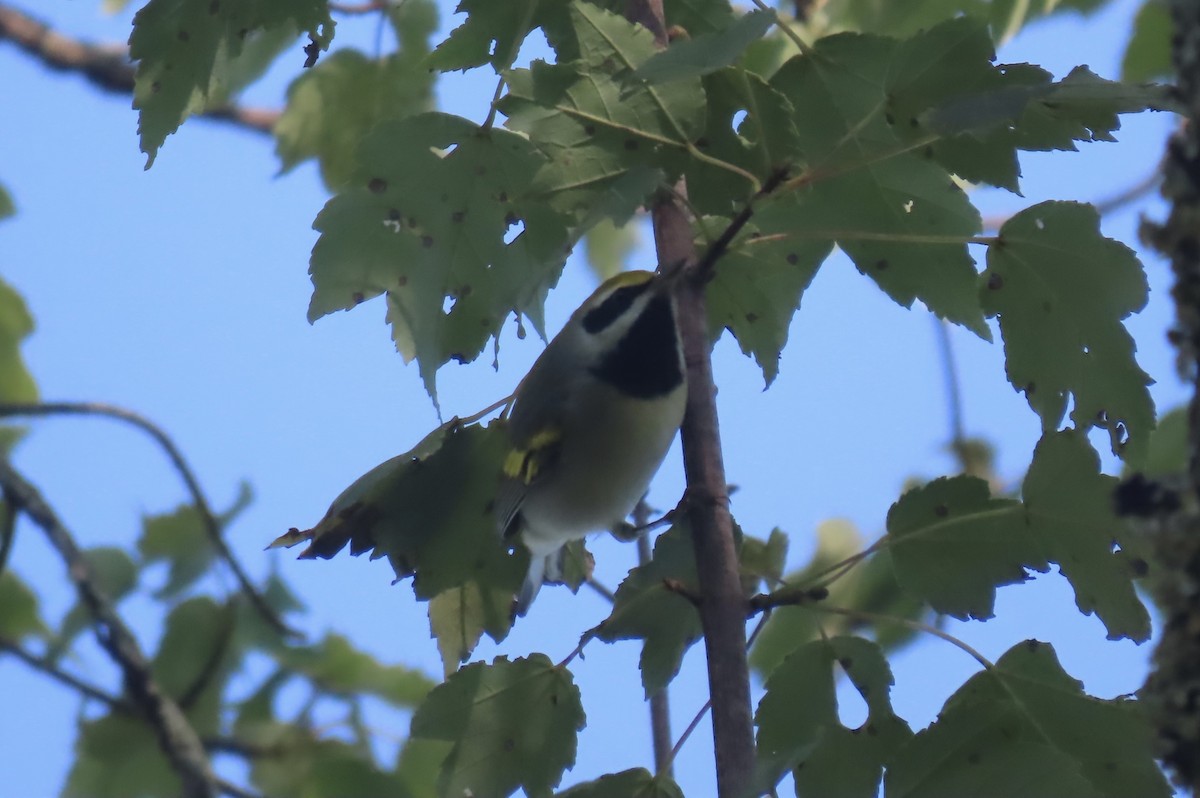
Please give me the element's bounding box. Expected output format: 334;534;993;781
0;3;278;135
0;636;133;713
0;458;217;798
0;402;299;638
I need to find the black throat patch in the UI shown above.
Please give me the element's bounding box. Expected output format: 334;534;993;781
590;293;683;399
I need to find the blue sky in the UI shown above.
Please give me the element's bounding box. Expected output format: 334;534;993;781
0;0;1183;795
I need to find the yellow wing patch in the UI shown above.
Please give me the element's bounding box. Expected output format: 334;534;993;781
503;428;562;485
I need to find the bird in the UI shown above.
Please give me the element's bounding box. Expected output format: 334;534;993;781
495;269;688;616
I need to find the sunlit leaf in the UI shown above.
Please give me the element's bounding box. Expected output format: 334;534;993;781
429;582;514;676
138;504;214;599
153;597;237;735
130;0;334;166
0;277;38;404
276;632;435;707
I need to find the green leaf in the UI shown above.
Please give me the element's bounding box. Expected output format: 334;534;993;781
130;0;334;166
823;0;988;38
411;654;585;798
686;69;802;214
428;0;571;71
755;636;912;796
738;527;788;591
596;521;703;697
64;714;179;798
276;632;435;707
276;1;437;191
499;3;706;223
0;277;38;404
1135;405;1187;478
1123;1;1171;82
0;184;14;219
271;419;525;647
555;768;685;797
137;503;214;599
750;520;924;678
0;571;49;641
583;218;639;282
633;10;773;83
1023;430;1151;642
704;214;831;384
246;727;409;798
767;33;989;337
54;547;139;658
981;201;1154;462
308;112;569;400
153;597;237;735
884;640;1170;798
887;475;1042;621
429;582;515;676
396;737;452;798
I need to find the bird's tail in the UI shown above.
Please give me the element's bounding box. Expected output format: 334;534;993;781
514;548;565;617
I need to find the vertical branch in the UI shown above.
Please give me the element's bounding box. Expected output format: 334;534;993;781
634;498;674;776
622;1;755;794
1141;3;1200;793
0;459;217;798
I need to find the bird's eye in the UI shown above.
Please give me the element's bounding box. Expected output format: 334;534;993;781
582;283;649;334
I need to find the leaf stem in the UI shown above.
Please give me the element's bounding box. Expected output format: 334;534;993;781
812;604;995;670
748;0;812;56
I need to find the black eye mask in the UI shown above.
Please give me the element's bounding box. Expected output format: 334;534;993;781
582;282;651;334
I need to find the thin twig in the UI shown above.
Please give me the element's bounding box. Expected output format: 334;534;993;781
982;167;1163;233
634;496;674;778
0;458;217;798
0;402;298;638
0;637;132;713
177;602;236;711
584;577;616;603
812;604;994;670
0;488;15;576
0;3;279;134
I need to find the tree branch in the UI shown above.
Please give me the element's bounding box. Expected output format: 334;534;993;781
0;458;217;798
981;167;1162;232
1140;4;1200;792
0;3;278;135
0;402;298;638
0;636;133;713
627;0;755;788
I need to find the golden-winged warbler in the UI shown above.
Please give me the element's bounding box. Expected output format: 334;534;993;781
496;270;687;615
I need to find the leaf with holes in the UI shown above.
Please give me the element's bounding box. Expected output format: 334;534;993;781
309;112;569;401
411;654;585;798
981;202;1154;463
884;640;1170;798
704;213;831;385
756;636;912;796
887;475;1044;621
767;33;988;338
130;0;333;166
275;42;436;190
686;69;803;214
